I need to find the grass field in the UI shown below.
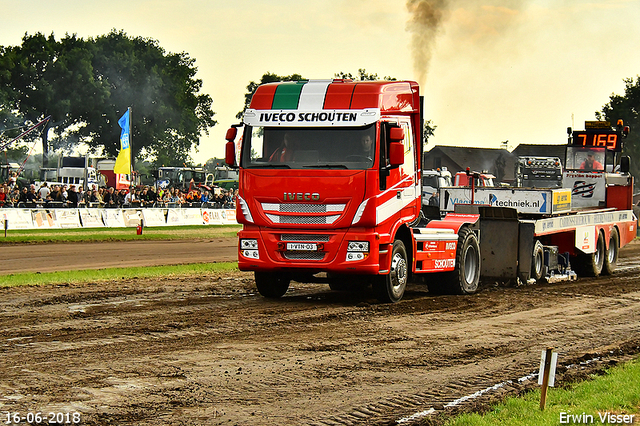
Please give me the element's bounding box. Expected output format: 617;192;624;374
0;225;242;286
443;357;640;426
0;262;239;288
0;224;242;243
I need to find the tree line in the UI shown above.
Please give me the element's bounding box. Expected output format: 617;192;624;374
0;31;638;181
0;30;216;167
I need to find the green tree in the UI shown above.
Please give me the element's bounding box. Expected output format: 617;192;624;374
597;76;640;184
0;30;216;168
423;119;436;148
334;68;396;81
0;33;103;163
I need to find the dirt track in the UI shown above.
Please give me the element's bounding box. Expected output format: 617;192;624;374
0;239;237;274
0;239;639;425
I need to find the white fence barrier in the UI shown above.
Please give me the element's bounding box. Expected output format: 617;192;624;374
0;207;238;230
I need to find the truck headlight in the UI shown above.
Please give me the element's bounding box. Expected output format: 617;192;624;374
240;239;258;249
240;239;259;259
347;241;369;252
346;241;369;262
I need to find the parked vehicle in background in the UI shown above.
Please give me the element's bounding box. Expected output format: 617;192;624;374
154;166;206;191
515;156;563;188
421;168;451;206
96;158;131;190
37;156;105;189
453;169;495;187
207;165;239;190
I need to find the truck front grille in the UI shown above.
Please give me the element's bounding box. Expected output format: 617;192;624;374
261;203;345;213
283;252;326;261
281;234;331;242
266;214;340;225
261;203;346;226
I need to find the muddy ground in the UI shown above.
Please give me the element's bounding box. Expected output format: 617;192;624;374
0;239;639;425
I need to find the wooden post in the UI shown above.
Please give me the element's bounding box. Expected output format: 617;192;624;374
540;347;553;410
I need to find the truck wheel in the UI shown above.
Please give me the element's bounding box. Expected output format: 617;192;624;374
531;240;544;281
573;231;605;277
374;240;408;303
445;227;481;295
254;271;290;298
603;228;619;275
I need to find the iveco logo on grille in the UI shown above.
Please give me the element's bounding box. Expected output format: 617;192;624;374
284;192;320;201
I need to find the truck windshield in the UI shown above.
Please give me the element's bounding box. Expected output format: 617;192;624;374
241;124;376;170
565;147;606;171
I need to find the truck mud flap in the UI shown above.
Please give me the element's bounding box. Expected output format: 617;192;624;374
470;206;533;283
475;207;518;281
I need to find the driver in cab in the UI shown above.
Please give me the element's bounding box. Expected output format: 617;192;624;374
359;134;373;160
580;153;604;171
269;133;298;162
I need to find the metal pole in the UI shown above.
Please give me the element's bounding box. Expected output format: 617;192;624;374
540;347;553;410
128;107;133;186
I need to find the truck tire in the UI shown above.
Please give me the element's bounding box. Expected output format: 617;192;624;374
531;240;545;281
254;271;290;298
573;230;605;277
603;227;619;275
445;227;481;295
374;240;408;303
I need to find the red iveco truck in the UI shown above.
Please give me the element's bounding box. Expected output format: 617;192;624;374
224;79;637;303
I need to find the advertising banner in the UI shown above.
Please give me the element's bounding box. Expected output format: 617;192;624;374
222;209;237;224
32;210;57;228
166;209;184;226
101;209;127;228
122;209;144;227
142;208;167;227
0;207;237;229
1;209;34;229
562;171;606;209
51;209;81;228
202;209;224;225
440;188;571;215
79;208;105;228
180;209;205;225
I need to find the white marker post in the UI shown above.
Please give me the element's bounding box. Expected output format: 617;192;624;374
538;347;558;410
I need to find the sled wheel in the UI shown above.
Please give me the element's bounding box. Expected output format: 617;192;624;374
531;240;545;281
573;230;605;277
445;227;481;294
602;227;619;275
254;271;290;298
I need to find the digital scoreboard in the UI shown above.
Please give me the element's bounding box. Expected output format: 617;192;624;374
569;121;627;152
570;130;622;152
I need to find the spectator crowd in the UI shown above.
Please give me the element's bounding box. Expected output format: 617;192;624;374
0;172;237;209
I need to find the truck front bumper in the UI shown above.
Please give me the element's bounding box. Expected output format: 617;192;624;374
237;228;388;275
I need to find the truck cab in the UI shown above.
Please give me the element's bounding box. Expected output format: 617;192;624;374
422;168;452;206
225;79;481;302
454;170;495;187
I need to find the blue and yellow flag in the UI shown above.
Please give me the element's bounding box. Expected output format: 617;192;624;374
113;109;131;174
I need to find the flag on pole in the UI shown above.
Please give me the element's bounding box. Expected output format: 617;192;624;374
114;109;131;174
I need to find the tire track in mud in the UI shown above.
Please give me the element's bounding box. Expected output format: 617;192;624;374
0;244;639;425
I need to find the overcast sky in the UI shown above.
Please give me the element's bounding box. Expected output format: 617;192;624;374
2;0;639;163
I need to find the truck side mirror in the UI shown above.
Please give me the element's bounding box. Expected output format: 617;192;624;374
389;127;404;142
620;156;630;174
389;142;405;167
225;127;237;142
225;141;236;167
